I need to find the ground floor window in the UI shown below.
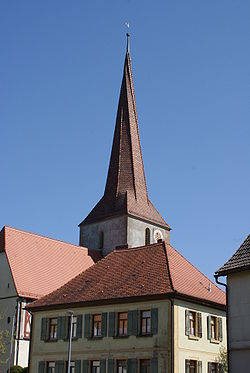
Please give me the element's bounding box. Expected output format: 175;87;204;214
91;361;100;373
140;359;151;373
117;360;127;373
185;359;198;373
47;362;55;373
208;362;221;373
67;361;75;373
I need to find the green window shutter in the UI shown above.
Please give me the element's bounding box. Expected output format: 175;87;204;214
151;356;158;373
127;311;133;336
38;361;45;373
100;359;106;373
41;318;47;341
127;359;137;373
101;312;107;337
75;360;81;373
219;363;224;373
108;359;114;373
132;310;138;336
56;316;62;339
84;314;90;338
151;308;158;334
207;315;211;340
82;360;89;373
108;312;115;337
208;362;212;373
55;360;65;373
185;360;190;373
61;316;67;339
76;314;83;338
198;313;202;338
185;310;190;336
218;317;223;342
198;361;202;373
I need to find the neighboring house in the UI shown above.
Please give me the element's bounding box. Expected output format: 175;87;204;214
215;234;250;373
28;241;226;373
27;35;227;373
0;226;97;370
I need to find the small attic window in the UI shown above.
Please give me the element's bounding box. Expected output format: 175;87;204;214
145;228;150;245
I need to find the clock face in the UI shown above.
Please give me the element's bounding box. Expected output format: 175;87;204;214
154;229;163;242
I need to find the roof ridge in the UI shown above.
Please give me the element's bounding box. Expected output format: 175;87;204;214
162;241;175;292
165;242;223;292
4;225;88;252
113;242;163;253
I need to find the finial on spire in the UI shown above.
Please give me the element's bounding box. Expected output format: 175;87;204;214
125;22;130;54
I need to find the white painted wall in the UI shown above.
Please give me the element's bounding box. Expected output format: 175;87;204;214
227;271;250;370
174;299;226;373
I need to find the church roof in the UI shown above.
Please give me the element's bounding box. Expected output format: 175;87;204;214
29;241;225;311
215;234;250;276
80;36;169;229
0;226;98;299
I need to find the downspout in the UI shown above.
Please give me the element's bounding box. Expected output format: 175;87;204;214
214;274;230;373
15;298;22;366
170;297;174;373
27;310;33;373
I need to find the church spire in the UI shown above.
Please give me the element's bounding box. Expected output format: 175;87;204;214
80;35;169;229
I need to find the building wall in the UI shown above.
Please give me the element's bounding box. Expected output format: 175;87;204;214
29;299;171;373
127;216;169;248
80;216;127;254
174;299;226;373
0;252;31;369
80;215;170;255
0;252;18;370
227;271;250;370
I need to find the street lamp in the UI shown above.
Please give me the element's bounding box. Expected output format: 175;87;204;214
67;311;74;373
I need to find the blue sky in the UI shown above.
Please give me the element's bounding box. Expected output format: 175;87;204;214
0;0;249;280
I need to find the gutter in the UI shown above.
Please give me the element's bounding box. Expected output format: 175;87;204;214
214;274;230;373
170;297;174;373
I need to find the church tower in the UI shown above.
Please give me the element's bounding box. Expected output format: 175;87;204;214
79;34;170;255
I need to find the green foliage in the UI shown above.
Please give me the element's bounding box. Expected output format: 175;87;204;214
21;368;28;373
10;366;23;373
217;346;228;373
0;314;10;365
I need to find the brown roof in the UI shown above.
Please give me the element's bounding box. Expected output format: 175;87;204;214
215;234;250;276
29;241;225;311
80;45;169;229
0;226;97;299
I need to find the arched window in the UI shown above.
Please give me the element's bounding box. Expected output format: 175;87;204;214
145;228;150;245
99;231;104;250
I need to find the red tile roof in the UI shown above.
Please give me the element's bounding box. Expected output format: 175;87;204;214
80;49;169;229
0;226;96;299
29;241;225;310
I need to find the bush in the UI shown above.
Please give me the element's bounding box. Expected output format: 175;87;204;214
9;366;23;373
22;368;28;373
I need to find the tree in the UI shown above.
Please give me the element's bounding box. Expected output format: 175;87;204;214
0;314;10;366
217;346;228;373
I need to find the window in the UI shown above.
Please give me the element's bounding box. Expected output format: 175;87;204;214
49;318;57;340
145;228;150;245
141;310;151;335
185;360;202;373
47;362;55;373
68;316;77;339
118;312;128;336
208;362;221;373
140;360;151;373
207;315;223;342
99;231;104;250
185;310;202;338
91;361;100;373
93;314;102;337
117;360;127;373
66;361;75;373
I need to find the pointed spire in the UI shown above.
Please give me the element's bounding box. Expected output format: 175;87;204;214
81;35;169;228
126;32;130;54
